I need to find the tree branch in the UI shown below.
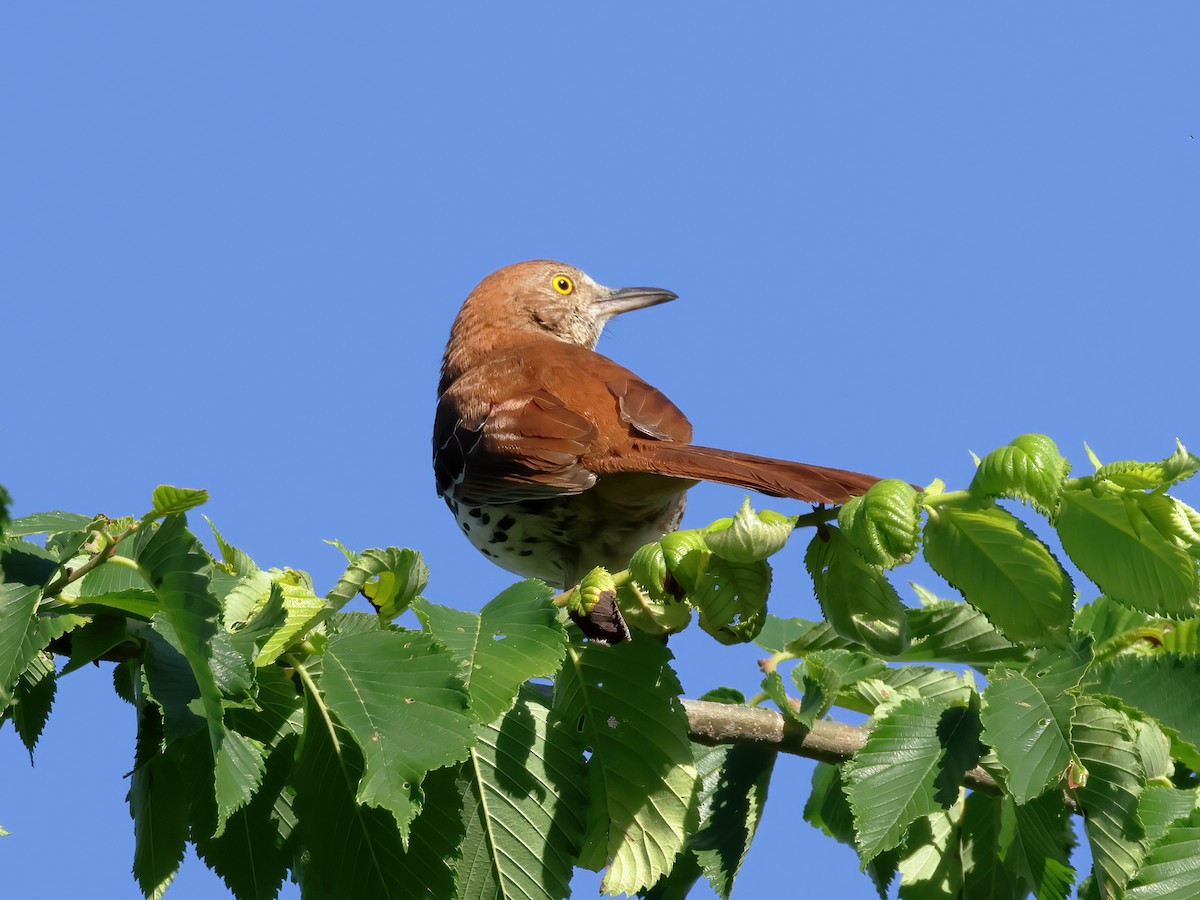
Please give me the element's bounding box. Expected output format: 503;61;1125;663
682;698;1003;797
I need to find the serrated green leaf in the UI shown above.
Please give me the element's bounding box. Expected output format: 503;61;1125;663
894;598;1024;666
141;618;205;741
1138;786;1199;848
255;570;325;666
805;526;909;656
1057;487;1200;616
1007;791;1077;900
793;649;887;725
149;485;209;517
0;537;59;588
753;614;858;655
844;696;948;861
129;737;193;900
71;587;160;620
805;762;899;899
759;669;800;721
321;630;476;840
934;699;986;807
554;640;697;895
838;479;922;569
326;546;427;621
687;738;776;899
3;510;95;537
1139;493;1200;561
1093;440;1200;491
981;644;1091;804
1131;718;1174;784
841;666;973;715
9;652;56;757
1087;654;1200;758
456;687;587;900
969;434;1070;515
193;728;296;900
205;517;258;577
959;791;1028;900
213;729;267;837
923;503;1073;646
688;554;771;644
0;583;41;710
60;616;136;675
132;515;225;759
703;498;794;563
291;691;457;899
413;580;566;725
1126;807;1200;899
1072;698;1148;896
897;802;963;900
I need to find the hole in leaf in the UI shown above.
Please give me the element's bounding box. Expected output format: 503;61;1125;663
493;633;506;641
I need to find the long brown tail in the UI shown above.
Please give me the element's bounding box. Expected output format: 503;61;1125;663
636;444;882;504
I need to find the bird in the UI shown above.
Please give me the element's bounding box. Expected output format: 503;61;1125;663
433;260;884;640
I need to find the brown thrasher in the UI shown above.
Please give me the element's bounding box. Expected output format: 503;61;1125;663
433;260;883;639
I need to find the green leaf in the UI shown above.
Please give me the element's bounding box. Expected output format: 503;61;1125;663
1138;786;1199;848
132;515;225;756
1057;487;1200;616
413;580;566;725
3;510;94;537
206;518;258;577
689;555;771;644
456;687;587;900
1093;440;1200;491
703;498;794;563
1071;698;1148;896
213;729;267;837
291;690;456;899
759;670;800;722
255;569;326;666
129;738;194;900
688;739;776;899
754;614;857;655
804;526;909;656
980;644;1091;804
805;762;899;898
1006;792;1077;900
923;502;1073;646
0;537;59;588
969;434;1070;516
326;546;427;620
844;696;948;861
897;595;1027;667
192;729;296;900
897;803;963;900
0;583;41;711
838;479;922;568
9;652;56;757
792;649;887;725
149;485;209;516
321;630;476;840
840;665;974;715
1087;654;1200;758
959;791;1028;900
554;640;698;895
1126;807;1200;899
1073;594;1154;646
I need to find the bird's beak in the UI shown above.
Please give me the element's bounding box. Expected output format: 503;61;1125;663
595;286;679;318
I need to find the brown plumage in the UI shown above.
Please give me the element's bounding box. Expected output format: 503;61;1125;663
433;260;883;637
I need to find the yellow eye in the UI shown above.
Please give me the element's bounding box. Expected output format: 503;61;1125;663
551;274;575;295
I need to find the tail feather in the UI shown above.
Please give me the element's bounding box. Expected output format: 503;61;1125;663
638;444;882;504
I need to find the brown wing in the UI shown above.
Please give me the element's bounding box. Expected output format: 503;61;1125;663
433;387;599;505
607;378;693;443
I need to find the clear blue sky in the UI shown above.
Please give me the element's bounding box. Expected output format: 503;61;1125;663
3;5;1198;898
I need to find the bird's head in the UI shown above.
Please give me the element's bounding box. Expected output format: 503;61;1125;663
456;260;678;350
